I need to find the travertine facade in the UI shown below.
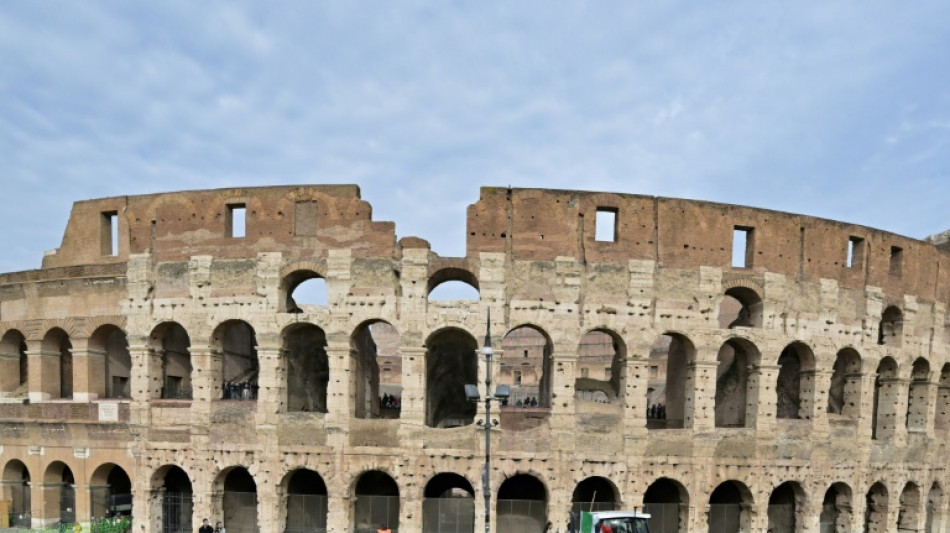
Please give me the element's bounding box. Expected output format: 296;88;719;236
0;185;948;533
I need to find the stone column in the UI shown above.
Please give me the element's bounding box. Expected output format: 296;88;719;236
935;383;950;435
550;353;577;451
71;345;106;402
26;345;59;402
807;369;833;434
256;491;279;533
856;373;876;440
128;339;152;427
324;341;352;447
33;481;64;527
400;490;423;533
685;361;718;431
255;337;284;426
623;355;649;441
875;377;907;445
189;344;216;430
748;364;779;433
326;491;350;533
921;381;938;438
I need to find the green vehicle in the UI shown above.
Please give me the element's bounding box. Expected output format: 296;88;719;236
578;510;651;533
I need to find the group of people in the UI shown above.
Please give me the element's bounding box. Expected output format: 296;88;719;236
380;393;401;409
222;380;259;400
197;518;225;533
516;396;540;407
647;403;666;419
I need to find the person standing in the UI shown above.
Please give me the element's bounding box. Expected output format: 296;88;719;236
198;518;213;533
214;521;226;533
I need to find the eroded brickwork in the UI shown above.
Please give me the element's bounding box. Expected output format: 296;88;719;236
0;185;948;533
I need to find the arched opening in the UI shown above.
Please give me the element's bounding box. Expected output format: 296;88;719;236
719;287;763;328
427;268;480;302
872;358;899;440
89;463;132;521
497;474;547;532
879;306;903;346
43;328;72;400
864;482;888;533
500;325;552;409
926;482;943;533
43;462;75;525
715;339;760;428
571;476;618;515
936;364;950;432
283;324;329;413
0;330;27;396
708;480;753;533
90;325;132;399
827;348;862;419
352;321;401;419
425;328;477;428
899;482;921;532
155;465;192;533
281;270;327;312
150;322;192;400
575;329;624;407
422;473;474;533
284;469;328;533
643;478;689;533
819;483;852;533
214;321;258;401
907;358;931;432
221;467;258;533
767;481;805;533
648;333;695;429
2;460;31;527
353;470;399;533
776;342;815;420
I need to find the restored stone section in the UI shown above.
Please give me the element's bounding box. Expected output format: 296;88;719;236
0;185;947;533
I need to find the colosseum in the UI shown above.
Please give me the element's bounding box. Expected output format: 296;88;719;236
0;184;947;533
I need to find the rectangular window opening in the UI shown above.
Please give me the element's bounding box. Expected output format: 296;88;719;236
847;236;865;268
732;226;753;268
890;246;903;276
227;204;246;238
514;371;522;385
595;208;618;242
101;211;119;256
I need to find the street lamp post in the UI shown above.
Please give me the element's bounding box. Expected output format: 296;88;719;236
465;308;509;533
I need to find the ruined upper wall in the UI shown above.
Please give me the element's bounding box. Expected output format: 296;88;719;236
468;187;950;304
41;185;397;268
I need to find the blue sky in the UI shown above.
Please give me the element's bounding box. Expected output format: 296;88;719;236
1;2;948;274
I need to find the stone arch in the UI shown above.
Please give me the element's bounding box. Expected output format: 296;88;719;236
828;348;862;419
353;470;399;532
0;329;27;397
89;324;131;399
89;463;132;520
351;319;401;419
427;267;480;301
926;481;943;533
899;482;922;532
217;466;258;533
498;473;548;532
776;342;816;420
907;357;931;432
872;357;900;440
648;332;696;430
213;320;259;401
879;305;903;346
864;482;888;533
936;364;950;431
643;477;690;533
571;476;620;513
819;482;852;533
767;481;807;533
715;337;761;428
149;322;192;399
282;468;328;533
720;284;763;328
150;465;193;533
425;327;477;428
708;480;754;533
575;328;626;405
2;459;31;528
423;473;475;533
42;328;73;399
282;323;329;413
501;324;553;408
43;461;76;525
279;266;327;312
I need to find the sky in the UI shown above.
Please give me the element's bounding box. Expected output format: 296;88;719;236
1;2;949;274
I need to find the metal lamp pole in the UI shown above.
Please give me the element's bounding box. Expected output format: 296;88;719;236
481;308;493;533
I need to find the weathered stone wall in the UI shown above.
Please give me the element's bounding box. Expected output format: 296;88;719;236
0;185;947;533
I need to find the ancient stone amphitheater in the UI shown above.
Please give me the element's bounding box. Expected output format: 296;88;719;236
0;185;947;533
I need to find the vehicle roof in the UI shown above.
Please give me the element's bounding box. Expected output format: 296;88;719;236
591;510;652;520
